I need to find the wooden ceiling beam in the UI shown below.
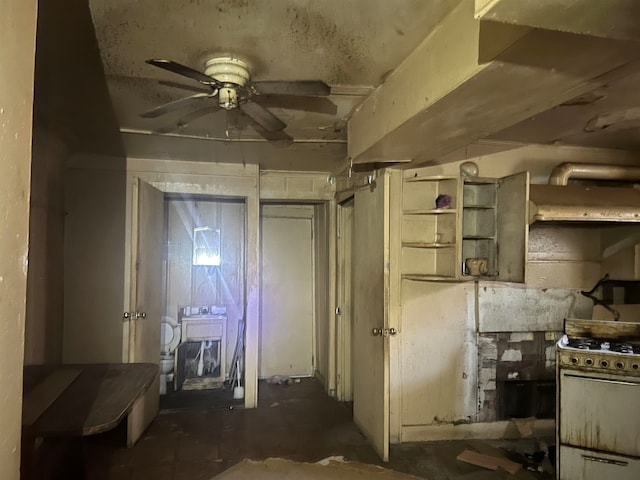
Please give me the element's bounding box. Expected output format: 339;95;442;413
475;0;640;42
347;0;640;166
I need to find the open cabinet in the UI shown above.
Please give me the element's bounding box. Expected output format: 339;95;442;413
401;172;529;282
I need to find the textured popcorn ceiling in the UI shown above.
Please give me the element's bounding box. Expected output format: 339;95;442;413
87;0;460;151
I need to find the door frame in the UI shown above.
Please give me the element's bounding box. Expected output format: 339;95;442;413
259;204;316;378
123;161;260;409
336;197;354;402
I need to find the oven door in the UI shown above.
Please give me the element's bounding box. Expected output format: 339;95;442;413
560;370;640;458
560;446;640;480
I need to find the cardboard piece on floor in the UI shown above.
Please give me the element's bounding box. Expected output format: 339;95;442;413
457;449;522;475
466;440;509;458
212;458;423;479
511;417;536;438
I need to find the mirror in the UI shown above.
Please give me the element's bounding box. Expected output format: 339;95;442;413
192;227;221;266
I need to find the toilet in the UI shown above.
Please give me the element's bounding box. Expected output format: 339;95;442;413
159;316;181;395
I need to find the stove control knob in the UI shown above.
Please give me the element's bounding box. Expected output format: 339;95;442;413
570;357;579;365
616;361;625;369
585;358;594;366
632;364;639;371
600;360;609;368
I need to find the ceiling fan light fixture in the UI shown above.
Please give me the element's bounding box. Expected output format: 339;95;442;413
204;56;250;87
219;87;238;110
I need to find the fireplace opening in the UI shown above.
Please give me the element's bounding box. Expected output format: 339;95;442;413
497;380;555;420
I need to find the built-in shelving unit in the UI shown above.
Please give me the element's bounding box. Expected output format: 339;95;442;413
401;176;459;280
400;172;530;283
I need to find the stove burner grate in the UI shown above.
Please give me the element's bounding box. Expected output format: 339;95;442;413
566;338;640;354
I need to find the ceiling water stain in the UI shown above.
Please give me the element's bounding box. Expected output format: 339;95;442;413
286;6;368;84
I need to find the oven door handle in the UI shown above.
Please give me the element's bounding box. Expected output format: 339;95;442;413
582;454;629;467
563;374;640;387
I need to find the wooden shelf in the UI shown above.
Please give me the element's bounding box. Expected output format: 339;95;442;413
403;209;456;215
463;235;495;240
400;171;528;283
402;242;455;248
402;273;459;282
404;175;457;183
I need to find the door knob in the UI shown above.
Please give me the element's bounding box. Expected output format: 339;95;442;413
372;327;383;336
123;311;147;320
388;328;398;336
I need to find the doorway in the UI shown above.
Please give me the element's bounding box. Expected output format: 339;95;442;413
159;195;247;410
259;204;315;379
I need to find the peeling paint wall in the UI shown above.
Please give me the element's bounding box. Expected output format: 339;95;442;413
477;331;562;422
399;145;640;434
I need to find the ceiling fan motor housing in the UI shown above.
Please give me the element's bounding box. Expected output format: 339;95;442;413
205;57;250;109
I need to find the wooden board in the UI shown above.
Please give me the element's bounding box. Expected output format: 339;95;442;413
565;318;640;342
23;363;158;437
456;449;522;475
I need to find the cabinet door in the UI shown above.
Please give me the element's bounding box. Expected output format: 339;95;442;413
496;171;529;283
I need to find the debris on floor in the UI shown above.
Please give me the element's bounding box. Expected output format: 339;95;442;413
453;439;555;478
266;375;292;385
511;417;536;438
317;455;347;465
212;457;423;479
457;449;522;474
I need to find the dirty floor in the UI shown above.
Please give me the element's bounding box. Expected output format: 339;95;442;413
40;378;553;479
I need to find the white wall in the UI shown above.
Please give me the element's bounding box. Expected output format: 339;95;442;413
63;158;127;363
24;127;67;365
0;0;37;477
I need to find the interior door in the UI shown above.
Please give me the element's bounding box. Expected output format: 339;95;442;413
353;175;390;461
336;199;354;401
260;211;314;378
126;178;164;446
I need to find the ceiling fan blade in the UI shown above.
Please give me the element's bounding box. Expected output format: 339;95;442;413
245;116;294;147
159;80;212;94
252;94;337;115
238;100;286;132
155;105;220;134
252;80;331;97
140;93;211;118
146;59;222;87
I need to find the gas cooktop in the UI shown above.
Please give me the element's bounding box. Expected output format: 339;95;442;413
563;337;640;354
558;335;640;374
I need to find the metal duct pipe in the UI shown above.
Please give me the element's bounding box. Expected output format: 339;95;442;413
549;162;640;185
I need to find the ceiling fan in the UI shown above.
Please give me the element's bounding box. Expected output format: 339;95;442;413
141;56;333;144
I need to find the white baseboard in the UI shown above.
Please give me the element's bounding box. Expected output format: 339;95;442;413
401;419;555;443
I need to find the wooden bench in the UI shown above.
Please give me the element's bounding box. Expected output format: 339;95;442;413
22;363;158;478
